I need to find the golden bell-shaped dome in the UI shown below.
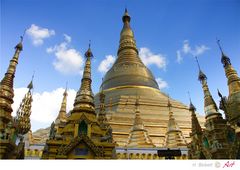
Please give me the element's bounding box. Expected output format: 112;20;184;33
101;9;159;90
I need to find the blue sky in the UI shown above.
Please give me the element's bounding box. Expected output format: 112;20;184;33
1;0;240;131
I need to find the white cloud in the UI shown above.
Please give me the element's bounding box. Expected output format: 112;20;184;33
26;24;55;46
47;34;84;75
182;40;191;54
176;50;182;64
156;77;168;89
63;34;71;43
194;45;210;56
139;47;167;70
98;55;116;73
176;40;210;64
13;88;77;131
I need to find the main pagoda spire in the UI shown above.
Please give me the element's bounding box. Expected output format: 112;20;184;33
101;8;159;90
72;44;95;114
0;36;23;131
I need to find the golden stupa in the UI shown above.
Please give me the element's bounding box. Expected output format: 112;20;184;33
1;8;239;160
94;9;205;147
26;9;206;159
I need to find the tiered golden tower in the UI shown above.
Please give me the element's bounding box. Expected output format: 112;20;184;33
125;97;155;148
0;37;32;159
54;87;68;134
188;56;239;159
41;46;116;159
164;98;187;148
217;40;240;128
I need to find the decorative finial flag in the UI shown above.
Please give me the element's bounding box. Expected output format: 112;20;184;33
216;38;224;54
187;91;192;103
32;71;35;81
65;81;68;90
20;29;27;42
195;56;201;71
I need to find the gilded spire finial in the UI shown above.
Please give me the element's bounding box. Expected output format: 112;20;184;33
85;40;93;58
122;8;131;23
195;56;207;82
216;39;231;67
15;30;26;51
188;91;196;111
124;8;128;16
27;71;34;90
